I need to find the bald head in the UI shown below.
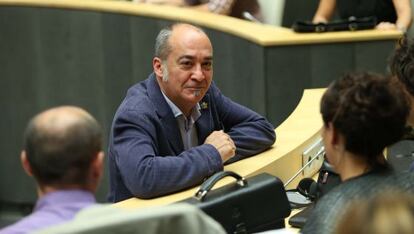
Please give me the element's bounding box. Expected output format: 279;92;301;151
31;106;95;133
24;106;102;188
154;23;211;61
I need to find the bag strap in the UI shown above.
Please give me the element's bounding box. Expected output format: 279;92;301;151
194;171;247;201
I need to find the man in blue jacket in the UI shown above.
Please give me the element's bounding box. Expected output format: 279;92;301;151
108;23;276;202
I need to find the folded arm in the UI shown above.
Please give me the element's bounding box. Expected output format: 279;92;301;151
212;85;276;163
393;0;412;31
313;0;336;23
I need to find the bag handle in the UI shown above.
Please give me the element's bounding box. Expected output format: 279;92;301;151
195;171;247;201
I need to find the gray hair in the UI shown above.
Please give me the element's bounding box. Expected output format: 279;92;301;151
154;25;174;60
154;23;207;60
161;61;169;82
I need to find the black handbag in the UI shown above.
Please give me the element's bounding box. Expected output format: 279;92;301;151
292;16;377;33
180;171;291;234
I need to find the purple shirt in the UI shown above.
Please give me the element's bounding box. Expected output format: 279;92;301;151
0;190;96;234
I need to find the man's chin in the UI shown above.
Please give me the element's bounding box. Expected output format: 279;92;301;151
185;90;205;98
184;95;204;105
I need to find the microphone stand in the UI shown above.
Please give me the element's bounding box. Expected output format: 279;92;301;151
242;11;261;23
284;147;325;187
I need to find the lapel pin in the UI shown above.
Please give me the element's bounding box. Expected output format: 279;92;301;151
201;102;208;109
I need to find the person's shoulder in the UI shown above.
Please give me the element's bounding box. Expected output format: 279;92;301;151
315;185;347;210
392;170;414;179
321;171;414;210
0;218;31;234
303;172;400;234
303;178;372;234
302;189;346;234
0;211;64;234
316;172;389;205
336;172;390;194
319;171;410;206
206;81;221;96
390;171;414;191
117;79;156;117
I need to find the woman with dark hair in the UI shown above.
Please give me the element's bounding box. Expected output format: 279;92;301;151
302;72;414;234
320;72;407;179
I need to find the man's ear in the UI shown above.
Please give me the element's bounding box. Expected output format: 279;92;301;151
153;57;164;78
91;151;104;181
20;151;33;177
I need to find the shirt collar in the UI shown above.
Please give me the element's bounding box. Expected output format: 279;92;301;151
35;189;96;211
161;91;201;119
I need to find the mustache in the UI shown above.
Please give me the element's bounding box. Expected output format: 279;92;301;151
184;85;206;88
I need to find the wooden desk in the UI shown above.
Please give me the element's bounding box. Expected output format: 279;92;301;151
114;88;324;209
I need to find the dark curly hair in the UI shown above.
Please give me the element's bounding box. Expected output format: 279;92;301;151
389;36;414;96
321;72;409;168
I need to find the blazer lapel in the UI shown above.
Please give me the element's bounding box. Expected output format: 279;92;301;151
147;74;184;155
161;114;184;155
196;93;217;144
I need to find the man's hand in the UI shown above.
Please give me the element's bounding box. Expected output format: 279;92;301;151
204;130;236;162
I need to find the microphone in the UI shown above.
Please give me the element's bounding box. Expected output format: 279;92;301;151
242;11;261;23
284;146;325;188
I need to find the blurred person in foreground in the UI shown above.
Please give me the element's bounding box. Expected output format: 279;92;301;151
335;191;414;234
0;106;104;234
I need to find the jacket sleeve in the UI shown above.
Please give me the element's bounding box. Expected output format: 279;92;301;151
111;108;223;199
211;85;276;163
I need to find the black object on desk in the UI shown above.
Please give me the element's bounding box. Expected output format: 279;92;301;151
292;16;377;33
289;204;315;228
180;171;291;233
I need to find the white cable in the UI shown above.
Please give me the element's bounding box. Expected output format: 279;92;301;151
284;146;325;187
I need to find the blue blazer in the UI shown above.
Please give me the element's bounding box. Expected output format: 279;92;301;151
108;74;276;201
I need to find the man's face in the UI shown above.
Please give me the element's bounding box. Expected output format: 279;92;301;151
154;25;213;115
